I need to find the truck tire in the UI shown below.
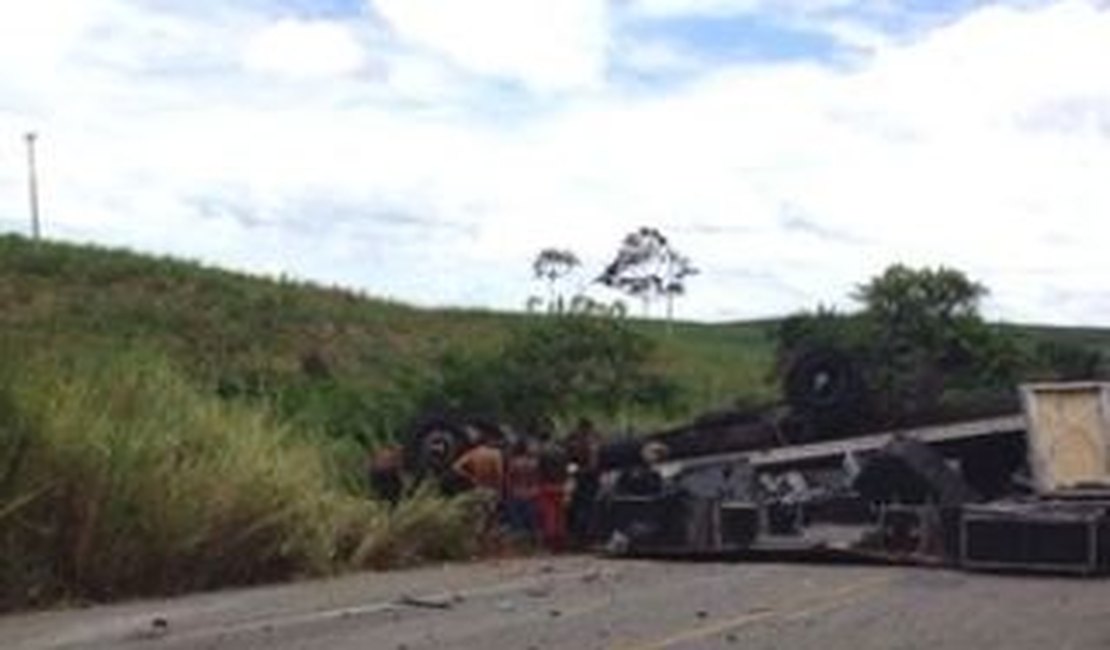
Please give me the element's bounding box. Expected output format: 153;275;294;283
404;418;469;477
783;347;866;436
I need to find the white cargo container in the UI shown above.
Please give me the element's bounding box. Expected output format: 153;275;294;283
1021;383;1110;493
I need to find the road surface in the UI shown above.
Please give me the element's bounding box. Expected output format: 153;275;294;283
5;555;1110;650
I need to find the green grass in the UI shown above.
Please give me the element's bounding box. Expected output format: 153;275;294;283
0;235;779;437
0;344;480;611
640;319;780;407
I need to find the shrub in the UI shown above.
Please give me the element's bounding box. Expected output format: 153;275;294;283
420;313;684;428
350;486;483;569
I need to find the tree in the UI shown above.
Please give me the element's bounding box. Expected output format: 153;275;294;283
530;248;580;314
421;313;682;428
854;265;992;417
774;264;1021;426
596;227;697;324
853;264;986;343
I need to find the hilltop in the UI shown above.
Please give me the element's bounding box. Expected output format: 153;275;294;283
0;235;777;442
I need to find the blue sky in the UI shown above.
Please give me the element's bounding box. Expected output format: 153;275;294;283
1;0;1109;323
625;13;846;65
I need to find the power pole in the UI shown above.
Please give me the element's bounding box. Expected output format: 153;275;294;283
25;131;41;240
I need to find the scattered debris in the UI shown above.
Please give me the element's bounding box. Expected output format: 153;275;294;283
131;616;170;640
396;593;455;610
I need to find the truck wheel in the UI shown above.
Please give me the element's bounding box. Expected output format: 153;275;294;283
405;419;469;477
784;347;866;435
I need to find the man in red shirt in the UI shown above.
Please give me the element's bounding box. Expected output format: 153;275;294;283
504;439;541;543
536;431;569;551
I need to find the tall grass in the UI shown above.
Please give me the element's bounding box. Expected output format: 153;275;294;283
0;345;479;611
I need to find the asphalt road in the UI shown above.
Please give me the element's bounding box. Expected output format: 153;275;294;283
5;555;1110;650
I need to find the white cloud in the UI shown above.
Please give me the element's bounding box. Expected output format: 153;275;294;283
1;0;1110;325
243;19;368;78
372;0;610;92
629;0;860;19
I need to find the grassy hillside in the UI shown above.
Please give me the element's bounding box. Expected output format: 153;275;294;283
3;234;1107;440
0;235;778;441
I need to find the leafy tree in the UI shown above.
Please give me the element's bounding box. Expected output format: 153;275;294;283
854;265;994;414
596;227;697;324
775;264;1022;425
854;264;986;348
530;248;581;314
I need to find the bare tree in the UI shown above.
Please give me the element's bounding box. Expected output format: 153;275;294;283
531;248;581;314
596;227;697;326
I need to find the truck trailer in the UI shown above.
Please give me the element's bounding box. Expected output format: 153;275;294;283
601;383;1110;575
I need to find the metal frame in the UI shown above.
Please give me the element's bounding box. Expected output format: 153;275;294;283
959;505;1105;575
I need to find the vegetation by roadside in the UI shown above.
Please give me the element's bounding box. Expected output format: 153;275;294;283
0;345;480;612
1;235;1108;612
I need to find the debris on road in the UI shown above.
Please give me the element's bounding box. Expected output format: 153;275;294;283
128;615;171;641
396;593;455;610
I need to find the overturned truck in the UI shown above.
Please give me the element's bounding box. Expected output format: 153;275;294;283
602;382;1110;575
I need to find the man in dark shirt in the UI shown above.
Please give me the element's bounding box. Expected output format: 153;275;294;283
565;418;602;546
367;444;404;508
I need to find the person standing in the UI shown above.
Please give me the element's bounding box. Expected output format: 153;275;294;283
367;443;404;508
452;428;506;549
504;439;541;543
565;418;602;547
536;431;569;551
451;427;505;494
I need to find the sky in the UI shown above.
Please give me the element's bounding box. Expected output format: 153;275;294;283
0;0;1108;324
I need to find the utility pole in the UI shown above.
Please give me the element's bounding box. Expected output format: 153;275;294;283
25;131;41;240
